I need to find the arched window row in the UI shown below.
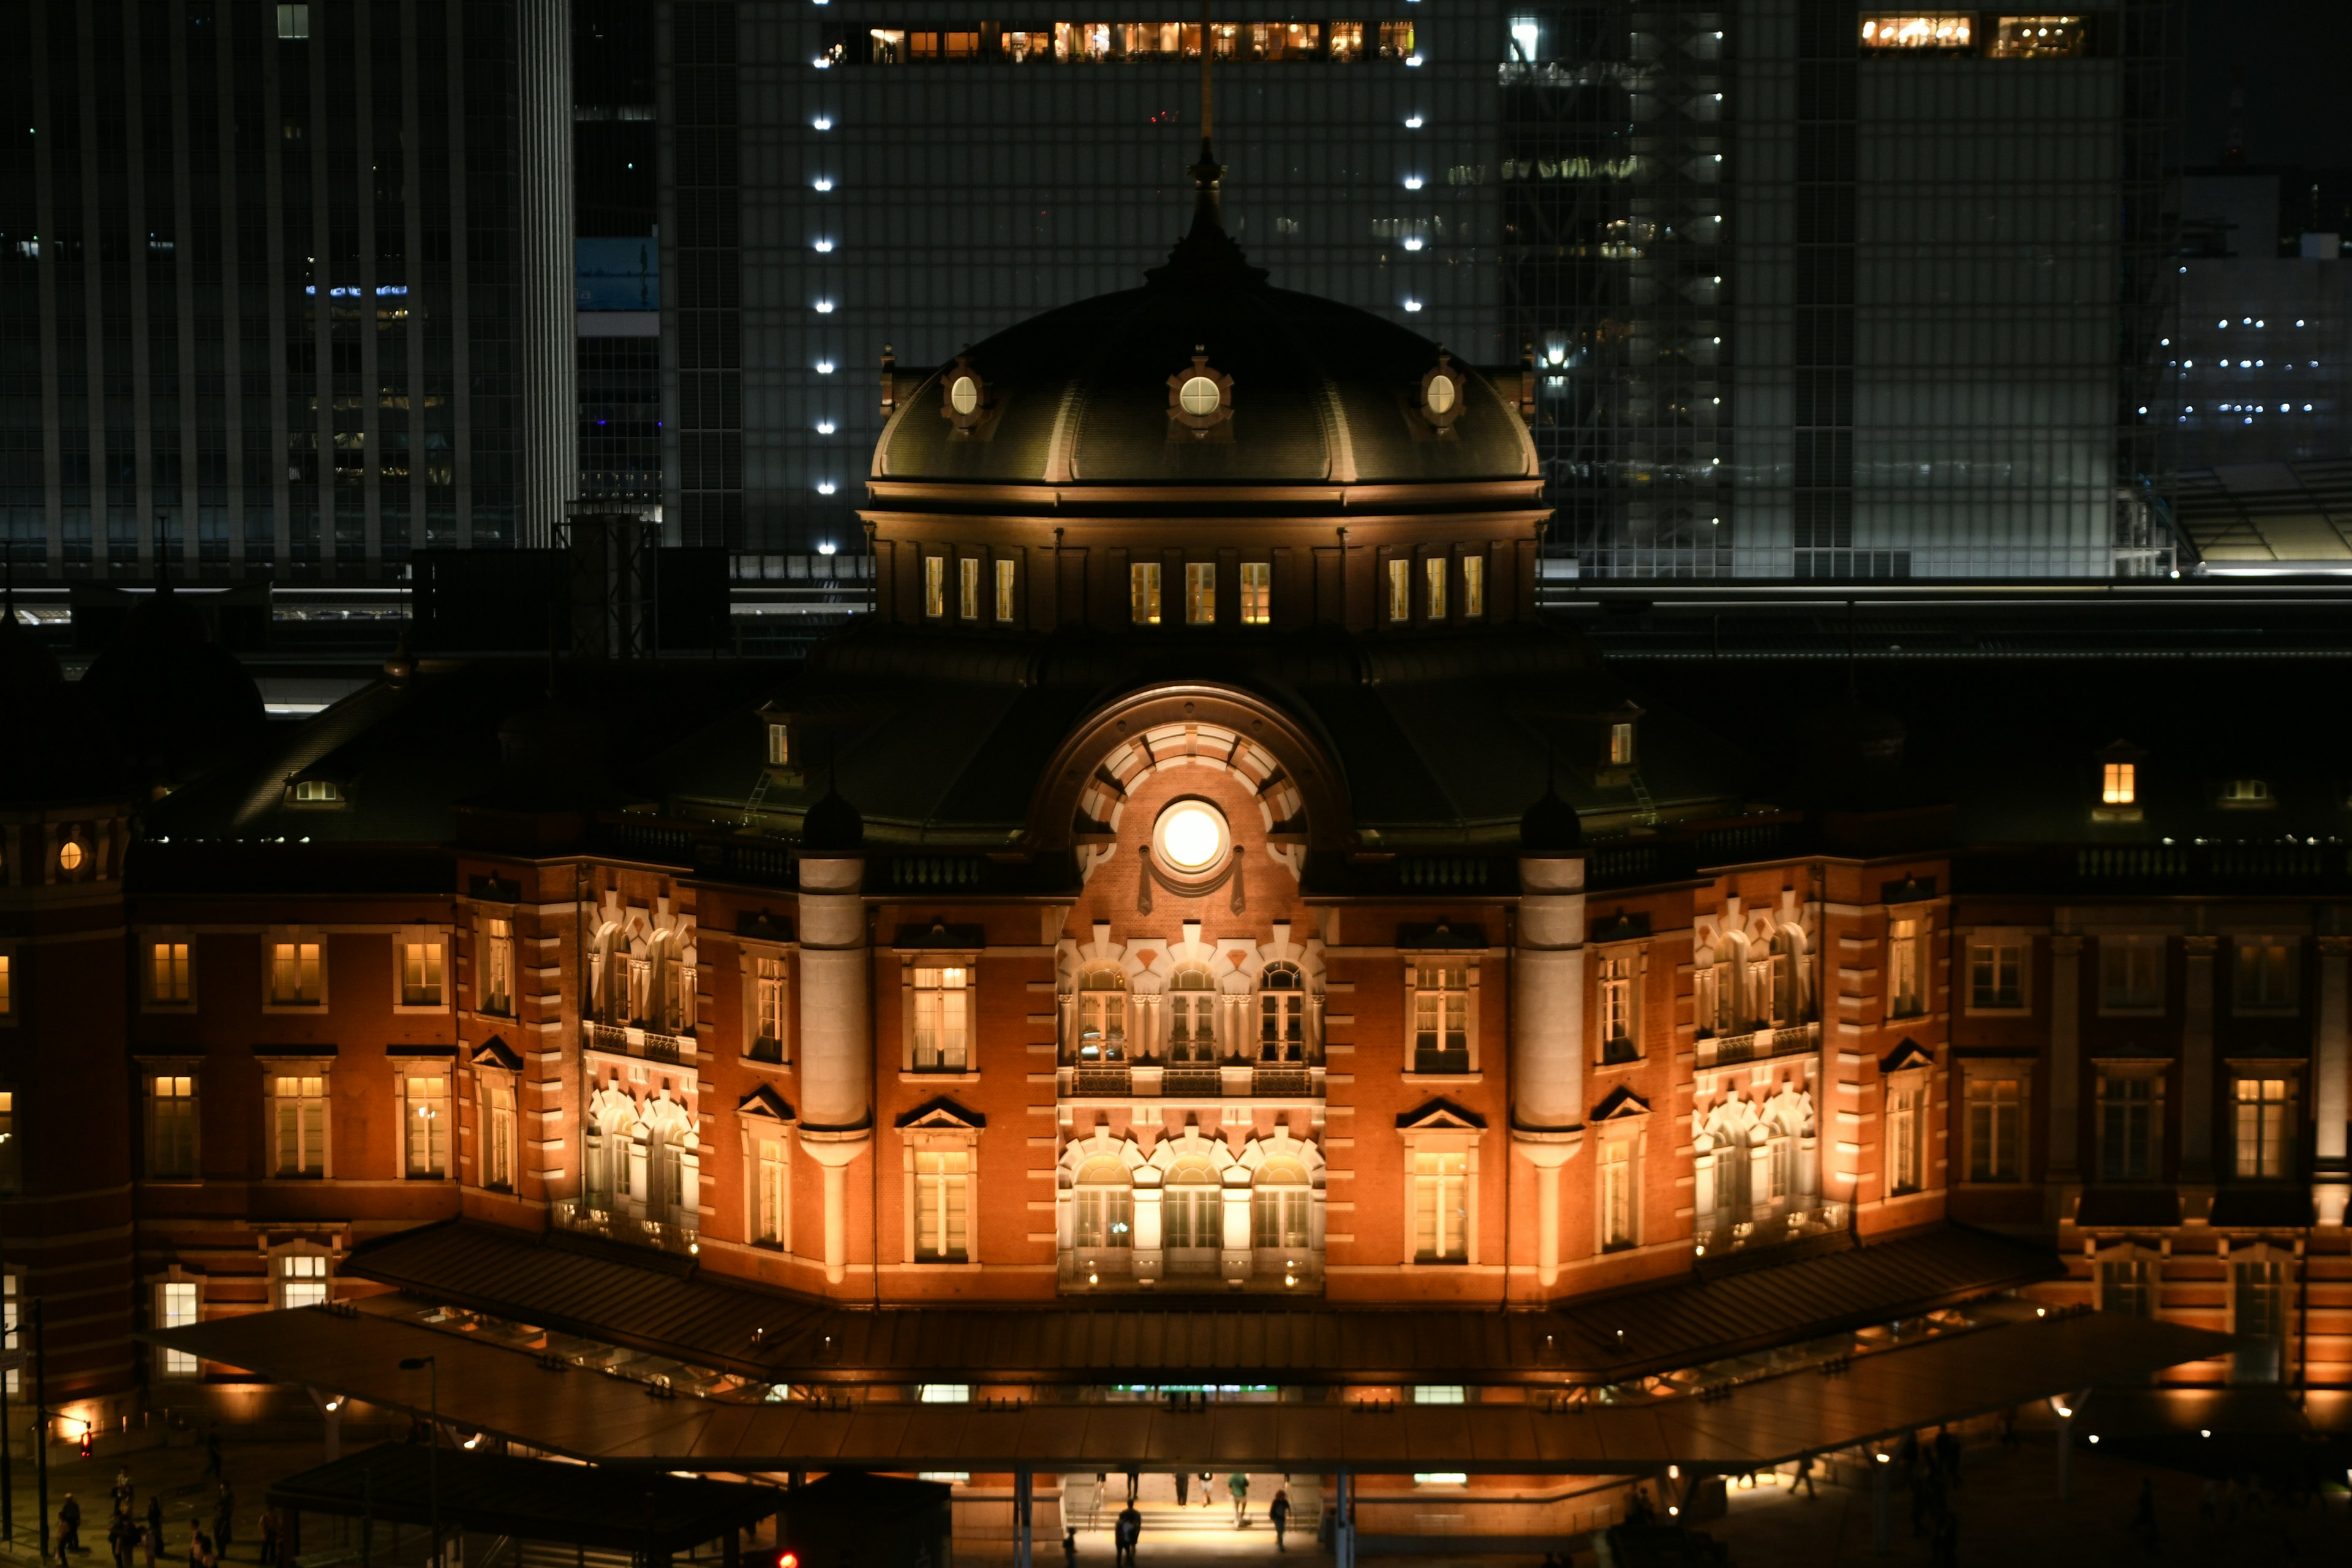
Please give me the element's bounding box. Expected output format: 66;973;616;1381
1069;959;1318;1065
590;921;699;1036
572;1082;702;1256
1694;925;1811;1039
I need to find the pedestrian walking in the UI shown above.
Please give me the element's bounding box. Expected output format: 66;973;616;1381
1198;1475;1213;1509
1793;1454;1817;1499
1173;1473;1188;1507
1268;1489;1290;1553
214;1487;236;1559
258;1511;280;1568
1227;1474;1249;1526
109;1510;132;1568
140;1527;157;1568
1112;1503;1140;1568
1061;1529;1077;1568
147;1501;164;1555
62;1495;85;1555
115;1470;135;1514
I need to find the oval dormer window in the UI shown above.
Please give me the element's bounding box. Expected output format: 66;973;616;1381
1424;375;1457;416
949;374;980;417
1178;375;1223;417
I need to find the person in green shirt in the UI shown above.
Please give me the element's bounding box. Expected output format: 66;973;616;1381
1227;1474;1250;1526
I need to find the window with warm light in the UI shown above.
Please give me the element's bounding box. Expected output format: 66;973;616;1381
1888;918;1924;1017
754;1138;787;1245
2098;1257;2154;1317
1461;555;1484;619
914;1152;970;1261
1858;13;1974;50
1885;1081;1924;1195
752;956;788;1062
1965;1074;2022;1182
159;1281;200;1375
1168;967;1216;1062
1412;1152;1468;1261
0;954;11;1020
1597;954;1636;1063
924;555;946;617
0;1091;15;1192
1130;562;1162;625
1178;375;1221;416
484;1082;516;1189
270;1076;327;1177
2101;761;2136;805
1988;15;2086;58
401;940;445;1006
1425;557;1447;619
277;1253;329;1310
481;919;514;1016
1599;1139;1635;1250
949;374;981;415
1967;938;2022;1009
1387;559;1411;622
1608;721;1635;766
1240;561;1271;624
1074;1157;1135;1249
767;723;791;766
1251;1159;1311;1248
1411;963;1469;1072
149;1074;197;1178
1258;962;1305;1061
291;778;341;804
2234;1077;2296;1179
151;940;192;1005
56;839;84;872
1076;967;1128;1060
270;941;323;1006
1153;799;1230;877
959;557;981;620
994;558;1017;622
1185;561;1216;624
404;1075;449;1178
913;966;971;1071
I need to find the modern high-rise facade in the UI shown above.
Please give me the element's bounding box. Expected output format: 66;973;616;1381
0;0;575;582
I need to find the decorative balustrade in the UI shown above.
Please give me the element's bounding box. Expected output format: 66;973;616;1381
1695;1020;1819;1069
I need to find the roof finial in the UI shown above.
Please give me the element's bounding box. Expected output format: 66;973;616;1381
1199;0;1213;148
1146;2;1267;288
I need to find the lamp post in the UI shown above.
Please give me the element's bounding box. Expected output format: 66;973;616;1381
398;1356;439;1568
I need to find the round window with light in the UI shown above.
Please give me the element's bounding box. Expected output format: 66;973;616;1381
58;839;85;872
949;375;980;417
1152;798;1232;880
1178;375;1223;417
1424;375;1457;416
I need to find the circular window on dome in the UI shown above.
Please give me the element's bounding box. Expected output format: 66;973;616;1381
1178;376;1221;417
58;839;85;872
1166;349;1234;436
949;375;980;417
939;353;989;431
1420;349;1466;431
1424;375;1457;416
1152;798;1232;880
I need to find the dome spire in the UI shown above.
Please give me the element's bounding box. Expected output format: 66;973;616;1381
1147;0;1266;288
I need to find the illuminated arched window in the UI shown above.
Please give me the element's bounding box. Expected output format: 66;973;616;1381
1077;967;1128;1060
1072;1156;1134;1248
1169;965;1216;1061
1251;1158;1312;1250
1258;962;1305;1061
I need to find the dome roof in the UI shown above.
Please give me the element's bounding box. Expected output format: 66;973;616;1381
872;173;1536;490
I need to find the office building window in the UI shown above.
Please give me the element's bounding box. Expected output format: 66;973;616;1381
752;957;788;1062
2097;1072;2159;1182
159;1281;200;1376
1240;561;1271;624
1989;15;2088;57
484;1082;516;1189
913;966;971;1071
2234;939;2296;1011
994;559;1017;622
276;4;310;41
269;941;323;1006
755;1138;787;1245
1886;1081;1924;1194
277;1254;330;1310
1425;558;1447;619
2100;937;2163;1011
149;1074;198;1178
1888;918;1924;1017
1858;14;1973;51
149;941;192;1005
1964;1074;2022;1182
1462;556;1484;618
1598;1139;1635;1251
1410;963;1469;1072
1130;562;1162;625
925;556;946;617
2233;1077;2296;1179
2099;1257;2154;1317
914;1152;970;1261
1412;1152;1468;1262
2101;761;2136;805
1185;562;1216;624
401;940;445;1006
1387;559;1410;622
481;919;514;1016
404;1076;449;1178
1968;938;2023;1009
270;1076;328;1177
1597;954;1635;1064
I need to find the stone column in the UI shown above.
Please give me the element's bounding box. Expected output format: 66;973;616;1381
798;851;872;1284
2046;934;2082;1226
2182;934;2217;1213
1513;850;1588;1287
2316;936;2350;1227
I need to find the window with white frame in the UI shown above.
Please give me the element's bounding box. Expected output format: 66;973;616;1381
2100;937;2164;1011
2234;938;2297;1012
959;557;981;620
399;937;445;1006
913;965;971;1070
751;955;788;1062
1076;967;1127;1060
1257;963;1305;1061
1386;558;1411;623
1967;937;2023;1010
767;722;792;766
1072;1158;1134;1249
1184;561;1216;625
1163;1158;1220;1250
919;1383;971;1403
1251;1159;1311;1249
925;555;946;618
1462;556;1484;619
1424;557;1447;619
1410;963;1470;1072
2101;760;2136;805
403;1076;450;1178
148;940;193;1006
1597;954;1635;1064
913;1150;970;1261
1167;966;1216;1061
1888;918;1924;1017
277;1253;330;1309
1598;1137;1635;1251
2098;1255;2155;1317
2233;1076;2296;1179
1411;1152;1468;1262
158;1280;200;1376
1240;561;1272;625
1885;1079;1925;1195
2096;1070;2160;1182
994;559;1017;623
1607;722;1635;766
483;1081;516;1189
1130;562;1163;625
753;1137;787;1246
269;1075;328;1177
480;918;514;1016
149;1073;198;1178
268;940;323;1006
1964;1072;2022;1183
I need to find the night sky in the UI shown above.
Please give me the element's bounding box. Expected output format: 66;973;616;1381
2184;0;2352;167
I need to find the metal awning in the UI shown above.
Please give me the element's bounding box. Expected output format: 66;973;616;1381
339;1219;2064;1387
149;1303;2225;1476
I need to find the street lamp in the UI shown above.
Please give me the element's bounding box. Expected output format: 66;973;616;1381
399;1356;439;1568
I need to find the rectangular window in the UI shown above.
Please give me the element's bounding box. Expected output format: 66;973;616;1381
2100;1257;2154;1317
755;1139;787;1245
1;1272;13;1394
994;558;1017;622
270;941;322;1006
2234;1077;2295;1179
1412;1152;1468;1262
291;779;341;803
2097;1073;2158;1182
151;941;192;1004
403;1076;449;1178
767;723;791;766
401;940;445;1006
1988;14;2088;58
913;1152;970;1261
1329;21;1365;61
271;1076;327;1177
0;954;10;1017
2234;939;2296;1011
1425;557;1447;619
1607;722;1635;766
1184;561;1216;625
753;956;788;1061
1597;955;1635;1063
1078;1183;1136;1248
1858;14;1974;50
2101;938;2163;1010
150;1074;198;1178
0;1091;15;1191
1968;940;2022;1009
1886;1082;1924;1194
482;919;514;1015
1461;555;1484;619
1377;21;1415;59
2233;1261;2285;1382
1410;963;1469;1072
276;4;310;41
1250;1183;1309;1249
1888;919;1923;1017
159;1281;200;1376
279;1253;329;1310
1387;559;1410;623
1412;1385;1466;1405
484;1082;515;1189
2101;761;2136;805
918;1383;971;1403
1599;1139;1634;1251
1239;561;1272;625
913;966;971;1071
1130;562;1162;625
925;555;946;617
959;557;981;620
1965;1075;2022;1182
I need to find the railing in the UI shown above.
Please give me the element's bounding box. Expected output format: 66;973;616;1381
1058;1061;1325;1099
1412;1047;1472;1076
1697;1021;1819;1069
1398;856;1494;891
890;855;989;889
585;1020;687;1064
1161;1065;1226;1097
1251;1065;1313;1096
1072;1065;1132;1095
